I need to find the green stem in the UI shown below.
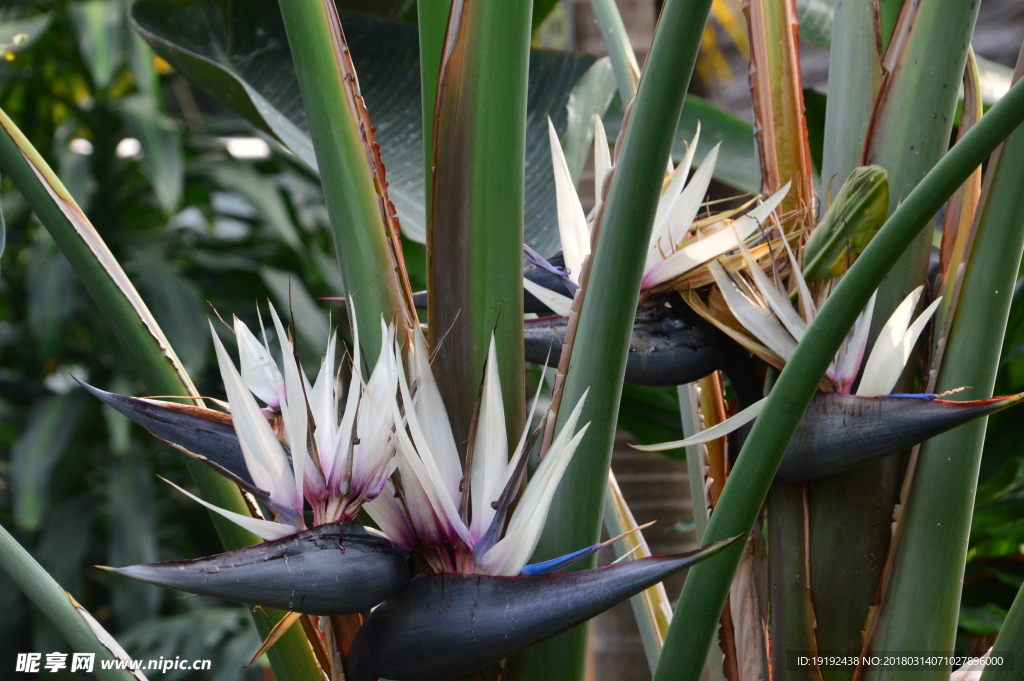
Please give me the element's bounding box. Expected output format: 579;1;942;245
418;0;452;212
817;0;882;202
864;64;1024;677
768;484;819;681
809;1;980;663
510;0;714;678
427;0;530;455
978;579;1024;681
277;0;402;361
653;76;1024;681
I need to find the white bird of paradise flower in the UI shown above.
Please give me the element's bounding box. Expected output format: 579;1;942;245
164;303;592;577
531;115;942;447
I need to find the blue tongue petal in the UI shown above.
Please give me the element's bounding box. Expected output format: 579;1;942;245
520;544;601;575
520;521;656;575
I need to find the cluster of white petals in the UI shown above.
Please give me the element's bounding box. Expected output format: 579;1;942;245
181;305;589;577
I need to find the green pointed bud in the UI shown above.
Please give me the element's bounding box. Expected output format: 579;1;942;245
803;165;889;280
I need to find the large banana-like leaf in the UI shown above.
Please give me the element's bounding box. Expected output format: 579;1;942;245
130;0;589;254
129;0;756;253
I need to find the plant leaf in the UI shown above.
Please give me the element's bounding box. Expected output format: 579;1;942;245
11;394;87;531
130;0;593;254
561;57;617;184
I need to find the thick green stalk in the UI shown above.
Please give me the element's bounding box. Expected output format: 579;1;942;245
768;484;819;681
427;0;530;455
817;0;881;202
278;0;402;360
863;0;980;341
0;108;321;681
0;523;138;681
509;1;714;678
653;78;1024;681
978;579;1024;681
678;384;727;681
864;65;1024;678
418;0;452;211
745;0;814;219
808;2;979;664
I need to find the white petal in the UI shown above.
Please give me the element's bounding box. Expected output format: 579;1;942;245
632;397;766;451
549;117;590;285
505;362;549;483
593;113;611;214
856;286;926;397
328;359;361;493
234;317;283;408
350;321;399;497
469;337;509;542
653;122;700;230
780;234;816;322
900;297;942;369
269;305;311;513
211;323;298;510
479;391;590;576
363;483;416;551
641;182;791;289
710;261;797;361
389;376;473;548
162;477;296;541
646;144;720;273
735;226;807;341
523;279;574;317
311;332;339;473
832;292;875;393
390;351;472;547
410;331;463;509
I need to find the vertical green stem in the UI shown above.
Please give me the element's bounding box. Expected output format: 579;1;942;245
0;524;138;681
806;1;981;664
278;0;402;361
865;61;1024;678
978;578;1024;681
863;0;980;342
768;484;820;681
817;0;882;202
428;0;530;454
509;1;714;678
418;0;452;211
652;77;1024;681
